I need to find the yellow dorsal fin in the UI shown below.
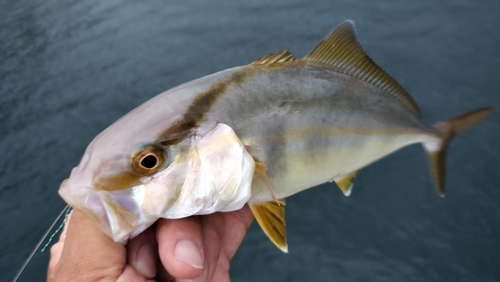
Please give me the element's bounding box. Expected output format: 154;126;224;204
250;200;288;252
304;20;420;116
334;170;359;197
251;49;296;65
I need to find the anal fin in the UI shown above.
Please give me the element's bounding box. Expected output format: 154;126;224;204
250;200;288;252
334;170;359;196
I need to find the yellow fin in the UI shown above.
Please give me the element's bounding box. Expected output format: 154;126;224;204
334;170;359;196
250;200;288;252
251;49;295;65
304;20;420;116
426;107;494;197
252;160;279;203
426;150;446;197
250;159;287;251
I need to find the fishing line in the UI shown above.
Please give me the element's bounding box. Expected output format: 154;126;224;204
11;204;72;282
41;206;72;252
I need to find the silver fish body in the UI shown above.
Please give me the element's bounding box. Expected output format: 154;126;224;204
196;63;437;203
58;21;492;249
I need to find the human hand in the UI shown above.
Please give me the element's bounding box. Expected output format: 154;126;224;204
48;205;254;282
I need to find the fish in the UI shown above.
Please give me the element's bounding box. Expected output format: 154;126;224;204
58;20;493;252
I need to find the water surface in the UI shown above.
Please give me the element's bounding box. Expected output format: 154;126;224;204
1;0;499;281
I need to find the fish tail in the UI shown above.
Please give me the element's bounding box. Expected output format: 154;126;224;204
424;107;494;197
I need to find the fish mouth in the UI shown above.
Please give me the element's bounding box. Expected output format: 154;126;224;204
58;181;137;243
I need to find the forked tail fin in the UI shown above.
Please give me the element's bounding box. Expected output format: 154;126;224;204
424;108;494;197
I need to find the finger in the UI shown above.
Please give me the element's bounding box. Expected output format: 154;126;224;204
47;241;64;282
221;204;254;259
210;256;231;282
156;262;175;282
47;209;73;281
209;206;254;282
197;212;224;282
116;265;156;282
53;209;126;280
127;224;158;278
156;216;205;279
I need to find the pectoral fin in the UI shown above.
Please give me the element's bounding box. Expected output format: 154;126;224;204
253;160;278;202
249;159;288;251
250;200;288;252
334;170;359;197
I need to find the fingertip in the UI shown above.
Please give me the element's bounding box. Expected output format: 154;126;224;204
156;217;205;279
174;239;205;269
127;227;157;278
47;241;64;281
136;244;157;277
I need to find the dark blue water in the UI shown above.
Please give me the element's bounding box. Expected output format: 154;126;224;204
1;1;499;281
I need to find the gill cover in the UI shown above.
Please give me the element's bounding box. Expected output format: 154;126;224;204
121;122;256;240
183;122;256;214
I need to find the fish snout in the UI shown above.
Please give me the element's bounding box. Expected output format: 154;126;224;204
58;180;136;243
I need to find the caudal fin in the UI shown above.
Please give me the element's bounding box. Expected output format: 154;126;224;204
425;108;494;197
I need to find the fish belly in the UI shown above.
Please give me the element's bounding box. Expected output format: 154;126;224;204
254;132;437;202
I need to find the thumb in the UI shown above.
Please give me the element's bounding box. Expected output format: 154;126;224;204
48;209;130;281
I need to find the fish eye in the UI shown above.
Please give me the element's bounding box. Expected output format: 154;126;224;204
132;145;166;175
140;154;158;169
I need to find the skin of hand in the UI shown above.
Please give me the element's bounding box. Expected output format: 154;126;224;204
47;205;254;282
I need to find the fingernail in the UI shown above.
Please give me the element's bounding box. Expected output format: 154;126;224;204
136;244;156;277
174;240;204;269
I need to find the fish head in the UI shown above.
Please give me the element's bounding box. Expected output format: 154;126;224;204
59;119;255;243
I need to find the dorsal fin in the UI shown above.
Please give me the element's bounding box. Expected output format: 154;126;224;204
251;49;296;65
304;20;420;116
